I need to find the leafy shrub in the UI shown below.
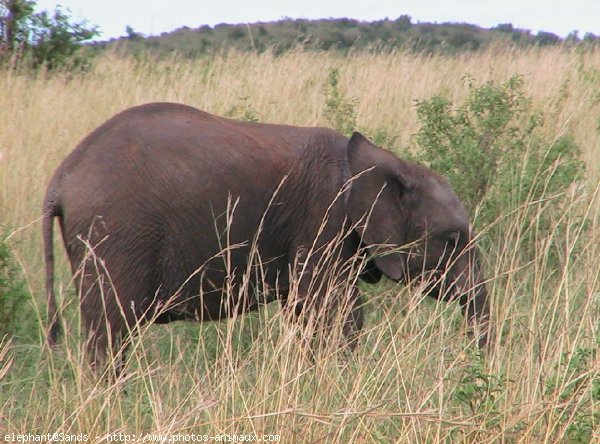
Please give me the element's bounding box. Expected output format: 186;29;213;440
320;70;586;266
545;345;600;443
414;76;586;264
225;96;260;122
1;1;98;71
323;68;357;137
0;227;30;338
451;350;508;429
323;68;404;154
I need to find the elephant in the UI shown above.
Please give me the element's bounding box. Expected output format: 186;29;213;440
43;102;491;368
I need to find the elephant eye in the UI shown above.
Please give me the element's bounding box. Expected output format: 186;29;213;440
445;230;461;245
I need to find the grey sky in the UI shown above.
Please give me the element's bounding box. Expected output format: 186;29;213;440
35;0;600;40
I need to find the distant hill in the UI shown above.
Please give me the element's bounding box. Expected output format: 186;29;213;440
101;16;598;57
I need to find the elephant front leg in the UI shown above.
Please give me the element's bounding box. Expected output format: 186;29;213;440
340;287;364;352
281;283;364;356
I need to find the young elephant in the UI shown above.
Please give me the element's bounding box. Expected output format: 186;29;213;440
43;102;490;367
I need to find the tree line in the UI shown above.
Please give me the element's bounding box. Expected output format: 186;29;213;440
112;16;599;58
1;1;599;70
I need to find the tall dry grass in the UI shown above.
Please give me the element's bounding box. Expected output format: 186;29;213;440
0;46;599;442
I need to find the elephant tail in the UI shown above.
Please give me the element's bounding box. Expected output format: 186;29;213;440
43;195;61;347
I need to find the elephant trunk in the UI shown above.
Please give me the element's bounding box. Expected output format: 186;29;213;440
459;281;491;349
452;250;492;350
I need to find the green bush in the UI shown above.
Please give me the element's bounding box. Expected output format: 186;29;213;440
225;96;260;122
451;350;508;429
320;70;586;266
26;6;98;71
545;345;600;443
413;76;586;264
0;227;31;338
322;68;401;150
323;68;357;137
1;1;98;71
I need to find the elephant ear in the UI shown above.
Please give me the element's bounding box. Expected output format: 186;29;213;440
347;132;411;281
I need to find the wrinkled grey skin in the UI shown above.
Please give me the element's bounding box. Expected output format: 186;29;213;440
43;102;490;366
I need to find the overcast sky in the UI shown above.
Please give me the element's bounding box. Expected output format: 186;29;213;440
35;0;599;40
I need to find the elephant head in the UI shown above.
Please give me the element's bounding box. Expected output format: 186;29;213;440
347;132;490;348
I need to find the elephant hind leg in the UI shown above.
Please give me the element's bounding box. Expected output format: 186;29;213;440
81;297;135;378
73;235;162;376
78;271;147;377
83;317;129;377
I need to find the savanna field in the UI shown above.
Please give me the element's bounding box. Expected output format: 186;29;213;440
0;46;599;442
